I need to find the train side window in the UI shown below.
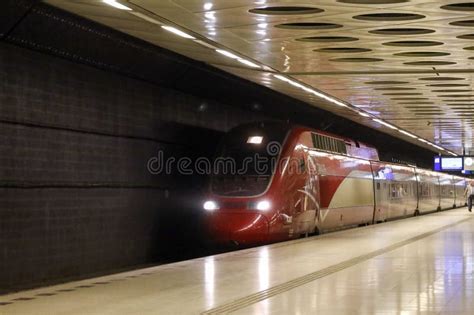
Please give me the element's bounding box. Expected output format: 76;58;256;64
377;183;381;190
311;133;347;155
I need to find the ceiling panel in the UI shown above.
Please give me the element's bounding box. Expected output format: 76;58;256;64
45;0;474;155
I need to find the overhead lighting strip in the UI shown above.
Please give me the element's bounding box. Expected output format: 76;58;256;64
102;0;131;10
161;26;195;39
274;75;348;108
129;12;163;25
215;49;261;68
372;118;398;130
398;129;418;139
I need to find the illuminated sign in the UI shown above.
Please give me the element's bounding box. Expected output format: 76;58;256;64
434;156;463;171
441;157;463;171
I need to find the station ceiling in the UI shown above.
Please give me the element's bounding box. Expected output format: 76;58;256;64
45;0;474;156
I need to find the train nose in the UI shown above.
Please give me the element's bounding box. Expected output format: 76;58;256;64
206;212;269;245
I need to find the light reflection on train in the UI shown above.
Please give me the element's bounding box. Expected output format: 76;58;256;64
203;122;468;246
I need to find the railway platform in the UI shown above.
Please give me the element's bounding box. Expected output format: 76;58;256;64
1;208;473;315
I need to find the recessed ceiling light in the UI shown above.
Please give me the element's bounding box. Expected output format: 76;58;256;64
370;28;434;35
354;13;425;21
249;6;324;15
338;0;408;3
442;3;474;11
383;40;443;47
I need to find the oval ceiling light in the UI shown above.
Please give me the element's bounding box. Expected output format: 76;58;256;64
366;80;408;84
419;77;465;81
354;13;425;21
450;20;474;27
391;97;429;100
374;87;416;90
443;99;474;102
383;93;423;96
432;89;472;93
370;28;435;35
457;34;474;39
315;47;371;53
404;61;456;66
427;83;470;87
383;40;443;47
276;22;342;29
438;94;474;97
401;102;436;105
296;36;359;42
394;52;450;57
338;0;408;3
331;57;383;62
441;3;474;11
249;6;323;15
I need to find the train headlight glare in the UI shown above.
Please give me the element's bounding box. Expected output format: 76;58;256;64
203;200;219;211
256;200;271;211
247;136;263;144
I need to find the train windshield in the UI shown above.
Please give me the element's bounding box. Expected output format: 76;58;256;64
211;123;289;197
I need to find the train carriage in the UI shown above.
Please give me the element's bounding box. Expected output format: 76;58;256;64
416;169;442;214
371;163;417;222
204;122;468;246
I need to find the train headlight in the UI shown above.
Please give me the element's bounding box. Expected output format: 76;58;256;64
255;200;271;211
203;200;219;211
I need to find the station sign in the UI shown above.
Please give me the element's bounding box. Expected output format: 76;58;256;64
434;156;474;172
434;156;463;171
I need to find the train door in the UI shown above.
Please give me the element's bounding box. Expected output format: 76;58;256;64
416;170;440;214
371;161;388;222
453;176;467;207
439;174;455;210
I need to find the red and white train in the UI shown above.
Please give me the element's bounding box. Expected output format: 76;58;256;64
203;122;467;246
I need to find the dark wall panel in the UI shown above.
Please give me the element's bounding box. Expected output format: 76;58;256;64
0;0;39;39
0;41;264;294
0;188;169;291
